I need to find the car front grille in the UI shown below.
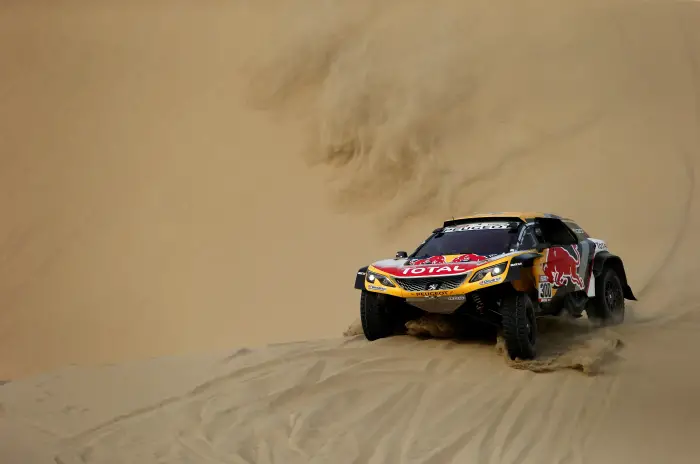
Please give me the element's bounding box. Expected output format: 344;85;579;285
394;274;469;292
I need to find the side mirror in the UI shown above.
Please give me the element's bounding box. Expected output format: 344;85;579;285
395;251;408;259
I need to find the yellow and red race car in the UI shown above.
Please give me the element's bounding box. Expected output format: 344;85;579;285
353;212;636;360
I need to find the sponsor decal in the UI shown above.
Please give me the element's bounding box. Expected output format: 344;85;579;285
451;253;488;263
510;262;522;267
592;240;608;252
539;275;549;282
447;295;466;301
367;285;385;292
542;246;584;290
411;254;490;266
410;255;447;265
480;277;502;285
538;281;553;302
401;265;469;276
443;222;510;233
414;290;450;297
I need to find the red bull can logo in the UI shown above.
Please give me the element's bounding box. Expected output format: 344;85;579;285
543;246;584;290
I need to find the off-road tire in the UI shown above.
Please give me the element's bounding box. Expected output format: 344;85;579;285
586;266;625;326
360;290;401;341
501;292;537;360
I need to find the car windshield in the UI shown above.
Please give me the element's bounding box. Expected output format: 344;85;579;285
411;222;519;258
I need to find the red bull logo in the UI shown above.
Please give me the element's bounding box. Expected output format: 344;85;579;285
410;255;447;265
451;253;488;263
543;246;584;289
411;254;488;265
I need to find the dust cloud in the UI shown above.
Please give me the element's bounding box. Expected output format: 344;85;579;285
2;0;700;463
246;0;700;374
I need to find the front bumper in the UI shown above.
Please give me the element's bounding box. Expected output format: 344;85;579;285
364;265;510;314
402;294;468;314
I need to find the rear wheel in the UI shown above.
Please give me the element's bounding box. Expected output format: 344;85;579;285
586;266;625;325
360;290;407;341
500;292;537;360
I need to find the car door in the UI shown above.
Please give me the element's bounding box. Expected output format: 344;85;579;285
531;218;594;304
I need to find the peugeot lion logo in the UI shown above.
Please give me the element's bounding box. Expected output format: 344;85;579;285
427;282;440;291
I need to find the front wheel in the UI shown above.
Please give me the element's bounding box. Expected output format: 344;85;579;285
360;290;402;341
586;266;625;325
500;292;537;360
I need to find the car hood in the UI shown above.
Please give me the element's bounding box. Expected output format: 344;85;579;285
370;252;517;278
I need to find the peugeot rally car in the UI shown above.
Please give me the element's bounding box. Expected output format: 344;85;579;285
353;212;636;360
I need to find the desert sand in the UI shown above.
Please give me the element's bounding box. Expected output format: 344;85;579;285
2;0;700;462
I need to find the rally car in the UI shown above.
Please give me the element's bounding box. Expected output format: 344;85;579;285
353;212;636;360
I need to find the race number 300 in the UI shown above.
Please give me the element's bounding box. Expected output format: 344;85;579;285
538;282;553;302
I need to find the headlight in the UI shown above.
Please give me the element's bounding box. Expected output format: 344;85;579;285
366;271;396;287
469;262;508;282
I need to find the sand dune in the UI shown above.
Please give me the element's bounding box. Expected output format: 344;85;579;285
2;0;700;462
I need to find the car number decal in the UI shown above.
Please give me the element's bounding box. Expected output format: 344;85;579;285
538;281;553;302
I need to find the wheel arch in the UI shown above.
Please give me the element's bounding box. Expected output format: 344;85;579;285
510;252;542;268
593;251;637;301
504;253;542;293
354;266;369;290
